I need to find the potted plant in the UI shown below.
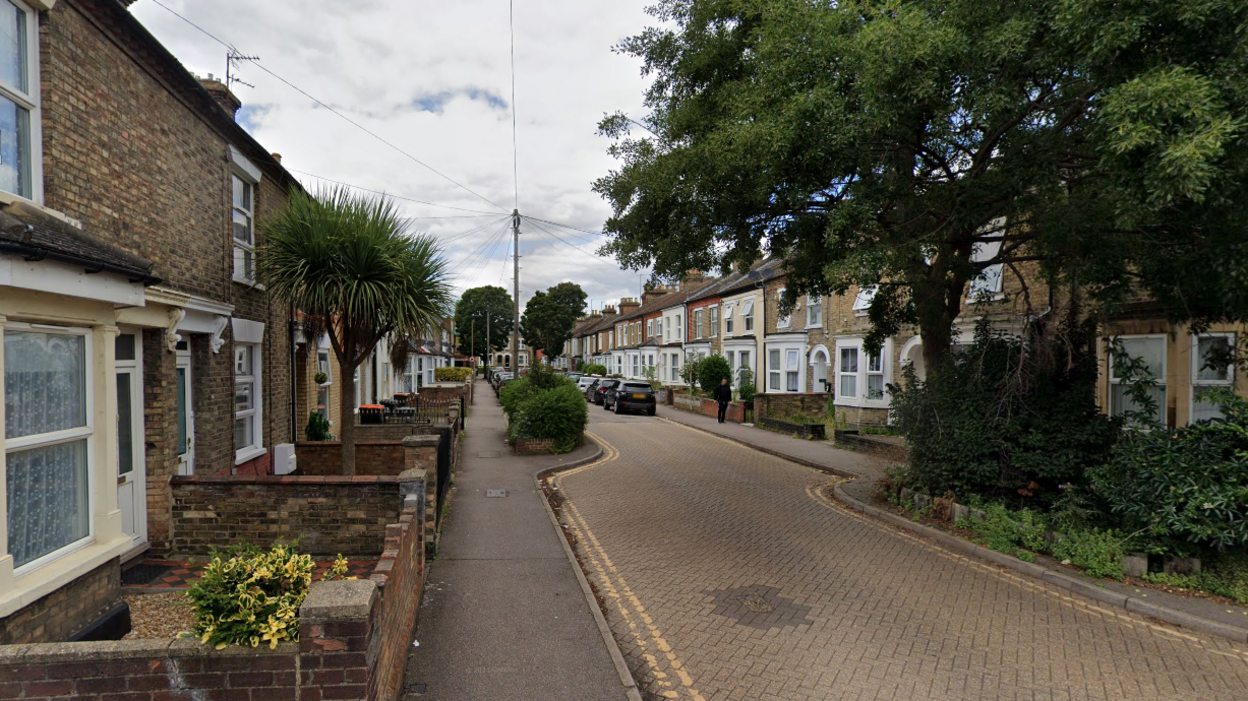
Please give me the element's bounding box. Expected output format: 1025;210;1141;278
314;371;329;385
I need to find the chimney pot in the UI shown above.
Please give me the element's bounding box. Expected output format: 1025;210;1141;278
199;76;242;121
271;153;282;164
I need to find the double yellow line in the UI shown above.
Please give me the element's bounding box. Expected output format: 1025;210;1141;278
552;431;707;701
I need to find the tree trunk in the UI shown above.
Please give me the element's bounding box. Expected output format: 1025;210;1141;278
912;266;966;378
338;361;358;476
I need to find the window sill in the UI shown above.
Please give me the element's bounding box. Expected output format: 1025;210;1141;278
232;276;266;291
0;189;82;229
0;535;132;618
235;445;267;465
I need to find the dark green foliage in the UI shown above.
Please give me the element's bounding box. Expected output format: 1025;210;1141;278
454;286;514;359
499;363;587;453
890;316;1120;503
1050;530;1124;580
520;282;588;358
697;354;732;394
1089;392;1248;551
304;412;331;442
596;0;1248;368
583;363;608;376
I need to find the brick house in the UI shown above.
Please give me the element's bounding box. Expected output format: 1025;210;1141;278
612;297;640;377
0;0;300;644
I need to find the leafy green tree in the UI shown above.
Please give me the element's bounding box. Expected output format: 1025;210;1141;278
454;286;514;361
261;187;451;475
596;0;1248;371
521;282;588;359
697;353;732;394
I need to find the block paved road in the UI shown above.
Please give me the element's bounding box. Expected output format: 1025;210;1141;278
549;405;1248;701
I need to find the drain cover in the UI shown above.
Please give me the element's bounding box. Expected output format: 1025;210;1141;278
486;489;507;498
477;451;501;458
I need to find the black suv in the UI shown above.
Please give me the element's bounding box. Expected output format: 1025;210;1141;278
605;381;657;416
592;379;620;405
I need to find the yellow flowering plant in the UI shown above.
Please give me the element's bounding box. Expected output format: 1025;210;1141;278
187;543;351;649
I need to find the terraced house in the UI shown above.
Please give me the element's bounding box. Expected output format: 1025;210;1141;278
0;0;299;644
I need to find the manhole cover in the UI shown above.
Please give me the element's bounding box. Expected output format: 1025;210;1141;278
477;451;501;458
121;563;172;586
486;489;507;498
705;585;814;630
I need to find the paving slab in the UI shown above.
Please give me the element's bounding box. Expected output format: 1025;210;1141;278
403;380;631;701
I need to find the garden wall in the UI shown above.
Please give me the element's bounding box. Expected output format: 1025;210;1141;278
835;430;909;462
0;469;432;700
0;560;123;646
168;475;403;557
753;393;830;422
671;391;747;423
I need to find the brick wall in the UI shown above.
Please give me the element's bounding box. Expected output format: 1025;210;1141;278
0;559;122;646
296;442;409;477
143;329;178;553
754;393;830;421
0;579;389;701
40;3;293;483
169;476;403;557
671;392;747;423
835;430;909;462
368;472;427;701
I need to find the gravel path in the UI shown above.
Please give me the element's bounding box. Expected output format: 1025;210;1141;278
123;591;194;640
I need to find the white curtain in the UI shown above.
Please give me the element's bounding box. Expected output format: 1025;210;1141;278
5;331;90;568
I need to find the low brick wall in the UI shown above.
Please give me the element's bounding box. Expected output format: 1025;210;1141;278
368;470;427;701
297;441;409;476
0;559;123;646
514;433;585;455
672;391;747;423
758;416;827;440
169;475;403;557
833;404;891;429
753;393;830;422
0;579;384;701
835;430;909;462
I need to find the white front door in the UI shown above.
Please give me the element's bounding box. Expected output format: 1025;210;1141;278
116;332;147;545
176;345;195;476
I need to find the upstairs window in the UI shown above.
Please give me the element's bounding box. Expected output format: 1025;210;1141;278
724;303;734;334
0;1;37;201
853;286;877;313
710;307;718;337
777;288;791;328
968;235;1005;301
694;310;704;339
807;295;823;328
232;174;256;284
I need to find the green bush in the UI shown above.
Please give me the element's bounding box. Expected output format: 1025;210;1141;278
1089;392;1248;551
583;363;608;376
890;316;1119;503
499;364;585;452
435;366;473;382
187;544;348;649
698;354;732;394
304;412;331;442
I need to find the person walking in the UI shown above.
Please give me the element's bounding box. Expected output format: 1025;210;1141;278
713;377;733;424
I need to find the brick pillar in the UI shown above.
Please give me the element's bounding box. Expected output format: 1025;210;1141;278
298;580;380;700
143;328;179;553
402;436;441;550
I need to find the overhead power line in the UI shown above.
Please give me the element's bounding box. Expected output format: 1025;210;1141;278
149;0;508;213
289;169;501;216
522;215;607;237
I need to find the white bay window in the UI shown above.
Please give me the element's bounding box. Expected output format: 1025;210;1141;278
836;338;891;407
5;326;92;571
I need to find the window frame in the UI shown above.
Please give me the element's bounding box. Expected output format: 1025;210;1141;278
315;347;332;421
807;294;823;328
768;349;781;391
723;303;734;335
234;342;265;463
835;338;891;407
1108;334;1167;428
1190;333;1235;424
852;286;877;314
4;322;95;575
709;307;718;338
0;0;42;203
967;234;1005;302
231;171;259;286
694;309;704;339
776;287;791;328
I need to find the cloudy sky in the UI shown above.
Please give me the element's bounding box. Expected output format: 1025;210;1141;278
131;0;656;311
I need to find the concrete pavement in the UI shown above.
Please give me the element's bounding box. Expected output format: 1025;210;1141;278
402;379;634;701
552;409;1248;701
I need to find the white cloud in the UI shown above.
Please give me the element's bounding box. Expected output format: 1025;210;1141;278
131;0;654;311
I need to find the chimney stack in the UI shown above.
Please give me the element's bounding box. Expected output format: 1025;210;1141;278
618;297;641;315
199;74;242;120
641;284;668;305
271;153;282;164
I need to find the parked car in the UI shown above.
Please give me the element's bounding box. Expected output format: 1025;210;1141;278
584;378;605;401
604;381;657;416
491;371;514;391
576;375;602;395
566;372;584;385
592;379;619;405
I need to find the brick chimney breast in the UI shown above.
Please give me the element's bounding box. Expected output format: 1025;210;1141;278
199;75;242;120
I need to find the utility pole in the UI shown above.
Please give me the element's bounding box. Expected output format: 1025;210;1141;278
470;317;475;371
511;209;521;372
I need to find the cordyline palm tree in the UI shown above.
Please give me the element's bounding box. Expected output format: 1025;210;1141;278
260;186;451;475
